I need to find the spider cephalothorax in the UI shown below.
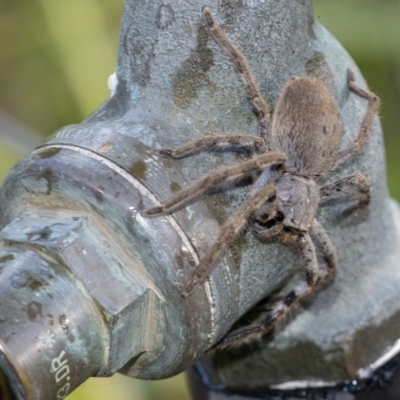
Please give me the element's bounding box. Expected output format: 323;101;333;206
143;7;379;348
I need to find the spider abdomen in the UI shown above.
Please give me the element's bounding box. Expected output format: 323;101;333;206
271;77;342;177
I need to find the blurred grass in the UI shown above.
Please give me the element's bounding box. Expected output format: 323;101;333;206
0;146;19;180
313;0;400;199
0;0;399;195
0;0;123;134
0;1;399;399
66;373;190;400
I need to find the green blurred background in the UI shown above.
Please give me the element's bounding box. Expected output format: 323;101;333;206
0;1;399;399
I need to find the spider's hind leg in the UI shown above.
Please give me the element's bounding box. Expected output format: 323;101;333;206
319;172;370;220
215;220;337;350
216;231;319;349
311;219;337;279
333;69;380;169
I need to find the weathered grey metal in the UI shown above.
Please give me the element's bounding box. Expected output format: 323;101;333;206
187;2;400;389
0;0;399;398
0;241;107;399
0;140;224;398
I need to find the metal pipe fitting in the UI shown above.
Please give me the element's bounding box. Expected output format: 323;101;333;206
1;0;400;399
0;140;224;398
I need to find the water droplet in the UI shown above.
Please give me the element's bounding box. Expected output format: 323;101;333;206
128;206;138;220
30;234;41;241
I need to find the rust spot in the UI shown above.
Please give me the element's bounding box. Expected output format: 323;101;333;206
27;301;42;321
173;25;214;108
130;160;147;180
175;254;184;270
204;193;230;225
59;314;69;334
42;168;53;194
229;234;247;269
38;147;61;159
170;182;181;193
28;279;43;290
0;254;15;264
11;271;44;290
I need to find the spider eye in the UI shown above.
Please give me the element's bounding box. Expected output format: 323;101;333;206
273;163;284;171
250;104;261;117
275;211;284;222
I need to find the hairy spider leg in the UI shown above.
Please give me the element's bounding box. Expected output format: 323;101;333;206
333;69;380;170
214;219;336;350
310;219;337;276
203;7;271;141
183;184;278;297
158;134;266;159
253;223;283;239
216;231;321;349
319;172;370;219
142;151;285;217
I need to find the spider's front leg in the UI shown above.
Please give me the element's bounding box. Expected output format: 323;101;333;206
142;151;286;297
183;184;278;297
310;219;337;279
142;151;285;217
158;134;266;159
